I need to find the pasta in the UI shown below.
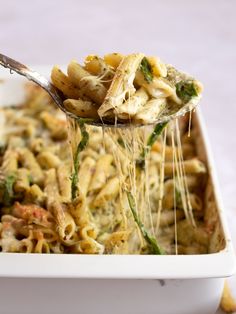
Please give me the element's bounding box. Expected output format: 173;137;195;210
51;53;203;124
220;280;236;313
0;54;222;256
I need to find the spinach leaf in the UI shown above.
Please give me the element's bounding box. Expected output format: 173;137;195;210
176;80;198;104
140;57;153;83
117;137;125;148
0;143;6;155
137;122;168;168
127;191;165;255
71;119;89;200
175;187;182;205
1;174;16;206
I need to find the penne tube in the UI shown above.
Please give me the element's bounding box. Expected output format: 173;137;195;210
135;71;180;102
134;98;166;124
164;158;207;175
57;164;71;202
69;192;87;226
44;170;71;243
44;168;60;209
78;156;96;196
1;149;18;175
98;53;144;117
147;210;185;229
25;184;45;205
87;133;103;151
18;148;44;185
84;55;114;86
89;154;113;192
93;177;119;207
104;230;130;252
38;227;58;243
103;133;129;174
67;60;107;104
57;211;77;244
80;148;100;161
79;225;104;254
34;239;50;253
7;136;25;149
14;168;30;193
29;137;45;154
159;210;185;227
51;65;82;99
151;142;195;161
163;193;202;212
104;53;124;69
40;111;67;140
20;238;34;253
146;56;167;77
37;151;61;169
84;55;102;75
63;99;99;119
163;175;200;192
116;87;149;117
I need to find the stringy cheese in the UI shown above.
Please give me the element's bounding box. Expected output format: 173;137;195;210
67;113;196;254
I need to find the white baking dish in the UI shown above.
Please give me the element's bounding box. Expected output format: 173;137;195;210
0;67;235;314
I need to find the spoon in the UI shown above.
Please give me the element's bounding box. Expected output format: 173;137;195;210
0;53;200;128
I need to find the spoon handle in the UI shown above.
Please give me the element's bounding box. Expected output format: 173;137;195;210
0;53;64;108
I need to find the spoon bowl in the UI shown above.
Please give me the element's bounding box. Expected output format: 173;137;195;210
0;53;200;128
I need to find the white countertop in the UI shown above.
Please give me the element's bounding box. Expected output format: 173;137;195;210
0;0;236;313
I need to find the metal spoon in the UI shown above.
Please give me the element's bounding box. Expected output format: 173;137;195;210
0;53;200;128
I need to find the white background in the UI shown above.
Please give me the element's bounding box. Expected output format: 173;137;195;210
0;0;236;313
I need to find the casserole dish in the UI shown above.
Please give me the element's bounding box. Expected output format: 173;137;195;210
0;67;235;314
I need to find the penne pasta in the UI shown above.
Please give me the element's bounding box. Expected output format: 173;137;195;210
104;53;124;69
18;148;44;185
84;55;114;86
37;151;61;169
93;177;119;207
164;158;207;176
67;60;107;104
98;53;144;117
51;65;82;99
89;154;113;192
40;111;67;140
57;164;71;202
116;87;149;117
63;99;99;119
134;98;166;124
14;168;30;193
78;156;96;196
25;184;45;205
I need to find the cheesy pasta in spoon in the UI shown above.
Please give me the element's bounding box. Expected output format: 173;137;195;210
51;53;203;125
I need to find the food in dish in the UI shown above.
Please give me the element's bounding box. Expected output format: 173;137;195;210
0;81;213;254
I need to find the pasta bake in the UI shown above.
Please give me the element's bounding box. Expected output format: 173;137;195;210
0;54;222;255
